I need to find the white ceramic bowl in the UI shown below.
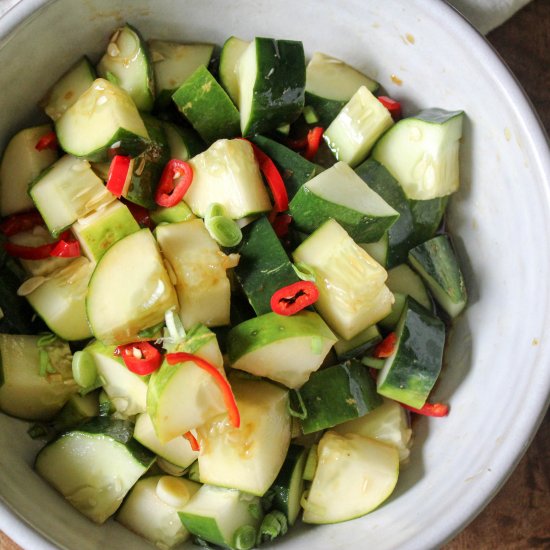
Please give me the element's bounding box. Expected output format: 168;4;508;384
0;1;549;548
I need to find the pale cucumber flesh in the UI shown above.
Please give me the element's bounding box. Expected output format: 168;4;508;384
305;52;378;100
372;109;464;200
302;431;399;524
86;229;178;344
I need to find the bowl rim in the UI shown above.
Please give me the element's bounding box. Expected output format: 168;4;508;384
0;0;549;549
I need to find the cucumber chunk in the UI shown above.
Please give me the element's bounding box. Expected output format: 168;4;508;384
293;219;394;340
34;417;155;524
149;40;214;109
269;444;307;525
172;65;240;144
302;431;399;524
372;108;464;200
97;24;154;112
324;86;394;167
356;158;448;267
155;219;233;329
380;263;433;329
55;78;150;162
233;216;300;316
289;161;399;242
238;37;305;136
305;52;379;126
297;360;382;434
147;324;228;443
0;333;76;421
408;234;467;318
40;56;96;121
29;154;114;237
332;398;412;462
23;257;94;341
85;339;148;417
184;138;271;219
0;124;58;216
227;311;337;389
179;484;262;550
219;36;250;105
197;377;291;496
117;475;200;548
71;200;140;263
86;228;178;344
377;297;446;408
134;413;199;468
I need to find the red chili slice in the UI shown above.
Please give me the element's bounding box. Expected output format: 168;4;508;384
373;332;397;358
183;431;200;452
0;211;45;237
245;140;289;216
3;228;79;260
271;280;319;316
155;159;194;208
377;96;402;121
116;342;163;375
166;352;240;428
106;155;132;198
49;237;81;258
401;402;449;417
3;241;55;260
35;131;58;152
304;126;324;160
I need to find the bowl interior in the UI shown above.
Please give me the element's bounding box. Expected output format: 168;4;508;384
0;1;549;549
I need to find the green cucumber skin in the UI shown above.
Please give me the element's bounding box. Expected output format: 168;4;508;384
227;311;335;364
45;417;155;468
355;159;447;267
234;216;300;315
57;127;150;164
408;234;467;316
125;115;170;209
377;297;446;408
297;360;382;434
243;38;306;136
172;65;240;144
304;92;345;127
269;444;307;524
177;513;226;548
415;108;464;124
289;184;399;243
127;24;155;113
250;135;318;200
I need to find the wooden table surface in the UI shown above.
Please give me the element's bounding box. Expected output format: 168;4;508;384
1;1;549;549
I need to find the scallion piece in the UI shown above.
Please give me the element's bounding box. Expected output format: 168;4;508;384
72;350;98;388
205;215;243;247
257;510;288;545
233;524;257;550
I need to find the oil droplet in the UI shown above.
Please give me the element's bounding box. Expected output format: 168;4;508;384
406;33;415;44
391;74;403;86
504;127;512;141
532;338;539;346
